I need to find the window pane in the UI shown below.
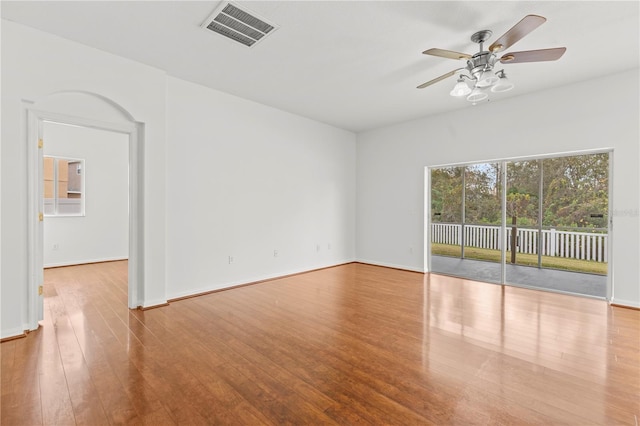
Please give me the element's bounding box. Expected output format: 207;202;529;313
431;166;463;258
44;156;84;216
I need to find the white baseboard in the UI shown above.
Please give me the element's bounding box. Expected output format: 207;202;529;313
610;298;640;309
355;259;425;273
167;260;357;301
44;256;128;268
1;326;28;341
140;299;169;309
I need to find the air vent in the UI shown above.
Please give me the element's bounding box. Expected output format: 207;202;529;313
202;2;277;48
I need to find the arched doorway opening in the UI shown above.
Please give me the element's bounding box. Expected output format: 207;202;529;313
25;91;144;330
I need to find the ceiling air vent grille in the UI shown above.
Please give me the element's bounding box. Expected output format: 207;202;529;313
202;2;277;48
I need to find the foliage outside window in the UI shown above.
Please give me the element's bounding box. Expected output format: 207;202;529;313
431;153;609;230
44;156;85;216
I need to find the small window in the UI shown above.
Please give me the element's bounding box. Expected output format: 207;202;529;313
44;156;85;216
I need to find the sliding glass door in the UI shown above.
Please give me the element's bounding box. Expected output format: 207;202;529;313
431;167;463;258
462;163;503;284
429;152;609;298
504;159;542;285
430;163;503;284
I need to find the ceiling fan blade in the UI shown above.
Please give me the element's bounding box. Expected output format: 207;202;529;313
489;15;546;53
500;47;566;64
423;48;472;60
417;69;462;89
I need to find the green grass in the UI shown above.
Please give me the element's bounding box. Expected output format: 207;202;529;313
431;243;607;275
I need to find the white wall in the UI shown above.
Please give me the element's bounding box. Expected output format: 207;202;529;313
1;20;356;338
1;20;167;337
356;68;640;307
43;122;129;267
165;77;356;299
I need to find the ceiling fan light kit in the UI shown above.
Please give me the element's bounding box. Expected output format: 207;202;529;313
491;70;514;93
467;87;488;103
418;15;566;105
450;78;472;97
476;70;500;88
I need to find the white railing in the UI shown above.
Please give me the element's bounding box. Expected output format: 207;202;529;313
431;223;608;262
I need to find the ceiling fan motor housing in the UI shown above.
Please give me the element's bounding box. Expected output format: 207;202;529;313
467;51;498;83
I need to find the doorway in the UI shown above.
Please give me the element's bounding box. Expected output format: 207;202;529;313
26;95;144;331
428;151;611;299
42;122;129;270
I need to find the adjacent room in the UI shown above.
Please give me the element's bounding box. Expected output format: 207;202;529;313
1;1;638;424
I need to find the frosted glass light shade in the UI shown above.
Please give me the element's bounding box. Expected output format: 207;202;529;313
467;87;488;103
450;80;472;97
491;75;514;93
475;70;499;88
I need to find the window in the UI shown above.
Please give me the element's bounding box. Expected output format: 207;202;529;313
44;156;85;216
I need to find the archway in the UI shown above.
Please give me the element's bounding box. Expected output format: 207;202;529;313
25;91;144;330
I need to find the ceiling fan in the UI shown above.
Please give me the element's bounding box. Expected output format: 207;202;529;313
417;15;566;103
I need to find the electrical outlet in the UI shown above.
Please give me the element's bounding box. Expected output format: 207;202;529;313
228;256;234;264
52;244;59;251
274;250;278;257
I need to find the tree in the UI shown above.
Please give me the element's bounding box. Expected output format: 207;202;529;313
464;163;501;224
430;152;608;233
431;167;462;223
543;153;608;229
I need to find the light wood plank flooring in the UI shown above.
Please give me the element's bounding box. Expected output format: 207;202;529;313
2;261;639;425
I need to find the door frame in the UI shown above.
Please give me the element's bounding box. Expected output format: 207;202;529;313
425;148;614;301
27;108;144;330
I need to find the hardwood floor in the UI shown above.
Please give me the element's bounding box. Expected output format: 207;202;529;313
2;261;639;425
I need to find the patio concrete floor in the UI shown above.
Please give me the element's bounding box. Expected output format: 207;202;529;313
431;255;607;298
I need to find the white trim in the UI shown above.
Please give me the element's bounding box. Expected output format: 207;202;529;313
355;259;425;274
26;106;145;331
607;151;614;302
44;257;129;269
610;298;640;309
1;327;29;341
141;299;169;309
128;123;145;309
423;167;431;273
26;108;43;330
500;161;507;284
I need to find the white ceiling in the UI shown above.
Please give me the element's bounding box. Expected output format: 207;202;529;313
2;1;638;132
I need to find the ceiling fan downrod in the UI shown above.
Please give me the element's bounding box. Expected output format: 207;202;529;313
467;30;498;85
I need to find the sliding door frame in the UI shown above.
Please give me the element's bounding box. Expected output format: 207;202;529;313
425;148;613;301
